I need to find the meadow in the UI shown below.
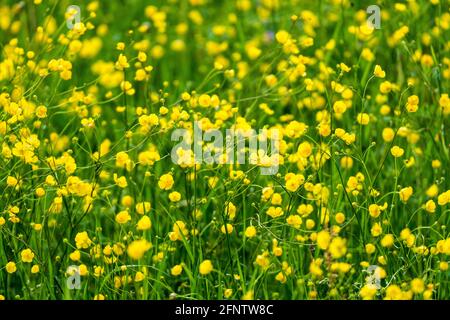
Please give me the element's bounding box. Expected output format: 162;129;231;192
0;0;449;300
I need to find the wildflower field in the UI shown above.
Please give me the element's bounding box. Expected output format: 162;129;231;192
0;0;449;301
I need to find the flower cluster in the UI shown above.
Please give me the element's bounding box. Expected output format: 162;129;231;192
0;0;449;301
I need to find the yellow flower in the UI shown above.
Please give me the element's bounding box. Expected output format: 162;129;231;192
335;128;346;138
127;239;152;260
75;231;92;249
115;53;129;70
115;210;131;224
5;261;17;274
35;187;45;197
121;195;134;207
139;114;159;129
286;214;302;229
198;94;211;107
410;278;425;294
6;176;18;187
309;259;323;277
424;200;436;213
328;237;347;259
342;132;356;145
380;103;392;115
382;127;395;142
317;230;331;250
437;191;450;206
242;290;254;300
275;30;290;44
371;222;382;237
405;95;419;113
365;243;376;254
36;105;47;118
225;202;236;220
135;202;151;215
431;159;441;169
168;191;181;202
340;156;353;169
171;264;183;276
224;288;233;298
426;184;439;198
113;174;128;188
81;117;95;129
199;259;213;275
181;92;191;101
399;186;413;203
423;289;433;300
275;271;287;283
390;146;404;158
169;220;189;241
368;204;381;218
384;285;403;300
21;248;35;263
134;271;145;282
272;241;283;256
134;69;147;81
380;81;392;93
136;215;152;231
340;63;351;73
69;250;81;261
245;44;261;60
381;234;394;248
333;100;347;114
220;223;233;234
360;285;377;300
297;141;312;158
284;173;305;192
138;51;147;62
439;93;450;114
120;81;135;95
158;173;174;190
357;113;370;125
244;226;257;238
138;149;160;166
335;212;345;224
115;151;131;168
31;265;40;273
266;206;284;218
373;65;386;78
